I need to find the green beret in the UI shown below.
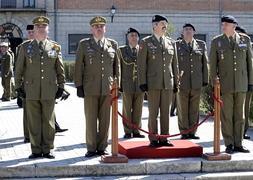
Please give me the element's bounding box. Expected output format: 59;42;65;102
33;16;50;25
90;16;107;26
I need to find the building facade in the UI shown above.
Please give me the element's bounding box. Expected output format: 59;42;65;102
0;0;253;60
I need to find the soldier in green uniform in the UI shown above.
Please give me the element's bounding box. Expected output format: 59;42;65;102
119;27;145;139
210;15;253;154
15;16;65;159
15;25;35;143
235;25;251;140
138;15;179;147
0;41;13;101
176;23;208;139
74;16;119;157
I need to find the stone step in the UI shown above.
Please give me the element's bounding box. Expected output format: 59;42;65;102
1;158;253;178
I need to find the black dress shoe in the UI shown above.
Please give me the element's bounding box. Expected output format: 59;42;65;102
133;133;145;138
170;112;176;117
160;141;173;147
24;138;30;143
97;150;109;156
188;134;200;139
56;128;68;133
43;152;55;159
225;144;234;154
181;134;189;139
234;146;250;153
123;133;132;139
28;153;42;159
244;134;251;139
85;151;97;157
1;97;10;102
149;141;160;147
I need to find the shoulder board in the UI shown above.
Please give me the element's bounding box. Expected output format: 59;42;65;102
80;38;90;43
238;32;250;40
142;35;152;41
21;39;32;46
50;41;61;51
195;39;205;43
211;34;223;41
119;45;127;49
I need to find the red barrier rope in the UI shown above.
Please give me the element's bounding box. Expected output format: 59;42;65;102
212;93;224;107
111;88;223;139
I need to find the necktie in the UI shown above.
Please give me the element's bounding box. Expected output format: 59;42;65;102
132;47;137;57
159;37;164;50
39;41;43;56
188;42;192;52
98;40;103;50
229;36;235;49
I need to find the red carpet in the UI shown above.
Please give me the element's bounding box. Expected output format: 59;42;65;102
118;140;203;159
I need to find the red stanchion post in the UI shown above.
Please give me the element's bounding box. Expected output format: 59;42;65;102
203;77;231;160
101;78;128;163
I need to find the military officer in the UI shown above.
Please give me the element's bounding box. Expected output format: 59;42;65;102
119;27;145;139
74;16;119;157
138;15;179;147
16;25;67;143
235;25;251;140
15;16;65;159
15;24;35;143
176;23;208;139
210;15;253;154
0;41;13;101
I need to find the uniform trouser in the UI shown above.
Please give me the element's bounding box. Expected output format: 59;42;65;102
122;92;144;134
26;99;55;154
244;92;252;135
84;95;111;152
147;89;172;142
11;80;16;98
1;76;11;99
24;100;58;140
22;99;29;139
171;92;177;114
221;92;246;147
177;88;201;135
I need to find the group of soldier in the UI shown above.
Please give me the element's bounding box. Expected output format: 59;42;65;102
1;13;252;159
75;14;252;157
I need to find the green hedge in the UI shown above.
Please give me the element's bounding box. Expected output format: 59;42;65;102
200;85;213;114
63;61;75;82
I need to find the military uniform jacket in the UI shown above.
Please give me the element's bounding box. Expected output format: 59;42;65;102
137;35;179;90
119;45;142;93
74;37;119;96
176;39;208;90
0;51;13;77
15;39;65;100
210;33;253;93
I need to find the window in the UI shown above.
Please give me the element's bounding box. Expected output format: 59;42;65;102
23;0;35;8
248;34;253;42
1;0;16;8
194;34;206;42
68;34;91;54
